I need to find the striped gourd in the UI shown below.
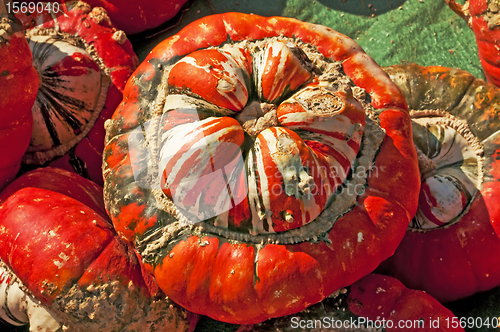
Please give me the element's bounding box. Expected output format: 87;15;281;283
411;117;481;229
103;13;420;324
380;63;500;303
155;39;367;234
15;2;138;186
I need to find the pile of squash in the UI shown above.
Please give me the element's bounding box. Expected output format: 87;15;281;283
1;0;500;331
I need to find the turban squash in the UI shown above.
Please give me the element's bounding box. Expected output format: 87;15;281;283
15;1;138;186
0;168;196;331
379;63;500;303
102;13;421;324
446;0;500;87
0;13;38;190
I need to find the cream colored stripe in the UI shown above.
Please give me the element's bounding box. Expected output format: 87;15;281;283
176;52;248;110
